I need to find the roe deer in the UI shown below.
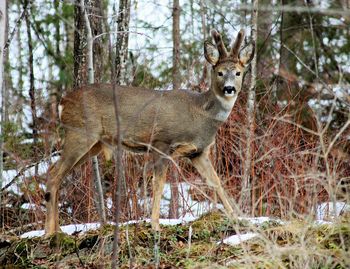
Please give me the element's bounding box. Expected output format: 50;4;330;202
45;29;254;235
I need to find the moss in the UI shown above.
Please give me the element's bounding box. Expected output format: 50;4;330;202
49;232;76;256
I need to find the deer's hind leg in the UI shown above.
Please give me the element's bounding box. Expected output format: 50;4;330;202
45;131;100;235
150;149;169;231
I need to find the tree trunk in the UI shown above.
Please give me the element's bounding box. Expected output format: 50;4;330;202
2;1;10;123
113;0;131;212
51;0;61;130
199;0;208;88
111;1;131;267
172;0;181;91
241;0;258;215
115;0;131;85
73;0;87;87
90;0;104;83
279;0;302;76
74;0;106;224
169;0;180;219
0;0;7;202
15;8;24;128
24;0;38;176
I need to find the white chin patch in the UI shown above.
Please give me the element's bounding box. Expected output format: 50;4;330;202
224;92;235;97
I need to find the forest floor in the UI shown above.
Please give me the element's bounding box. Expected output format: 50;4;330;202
1;211;349;268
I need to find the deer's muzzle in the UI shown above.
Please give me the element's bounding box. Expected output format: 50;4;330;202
223;86;236;96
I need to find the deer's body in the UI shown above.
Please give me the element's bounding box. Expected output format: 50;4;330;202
60;84;231;156
45;29;254;235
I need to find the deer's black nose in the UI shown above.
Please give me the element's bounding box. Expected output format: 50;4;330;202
223;86;236;94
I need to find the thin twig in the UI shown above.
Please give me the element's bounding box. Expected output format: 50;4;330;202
325;116;350;157
237;3;350;17
94;30;151;41
3;2;28;53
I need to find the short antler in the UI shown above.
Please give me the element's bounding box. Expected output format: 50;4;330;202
230;29;245;59
211;29;228;59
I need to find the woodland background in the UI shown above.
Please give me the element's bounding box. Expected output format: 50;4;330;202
0;0;350;236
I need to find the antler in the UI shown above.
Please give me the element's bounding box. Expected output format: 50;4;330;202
229;29;245;59
211;29;228;59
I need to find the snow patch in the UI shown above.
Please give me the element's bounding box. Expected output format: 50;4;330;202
21;203;43;210
21;223;103;238
106;197;113;209
141;182;224;220
316;201;350;220
20;216;200;238
21;230;45;238
220;233;258;246
238;216;284;225
2;156;59;195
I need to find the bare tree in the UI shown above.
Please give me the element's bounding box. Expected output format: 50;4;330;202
85;0;106;225
199;0;208;87
74;1;87;87
24;0;38;176
169;0;180;219
115;0;131;85
241;0;258;214
172;0;181;91
0;0;7;203
74;0;106;224
112;1;131;267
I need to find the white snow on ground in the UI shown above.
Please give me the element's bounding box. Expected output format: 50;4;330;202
2;170;21;194
2;156;59;195
158;182;223;218
21;223;102;238
20;216;200;238
238;216;284;226
138;181;223;220
316;201;350;220
106;197;113;209
314;220;333;225
220;233;259;246
20;203;32;210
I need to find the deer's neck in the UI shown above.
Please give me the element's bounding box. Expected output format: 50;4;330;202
202;87;237;122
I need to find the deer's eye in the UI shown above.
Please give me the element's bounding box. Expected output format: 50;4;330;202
236;72;241;76
218;71;224;77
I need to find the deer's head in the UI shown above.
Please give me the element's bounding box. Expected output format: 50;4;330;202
204;29;254;101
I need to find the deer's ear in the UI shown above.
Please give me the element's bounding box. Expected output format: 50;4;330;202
204;41;219;66
238;42;255;66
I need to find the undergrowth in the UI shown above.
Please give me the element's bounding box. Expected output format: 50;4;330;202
0;211;349;268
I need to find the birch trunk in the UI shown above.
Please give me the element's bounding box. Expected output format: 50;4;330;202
80;0;106;225
112;2;131;266
115;0;131;85
113;0;130;212
241;0;258;214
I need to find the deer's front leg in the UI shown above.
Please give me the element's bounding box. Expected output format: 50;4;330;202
45;133;99;235
151;157;169;231
191;150;234;217
45;164;64;235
